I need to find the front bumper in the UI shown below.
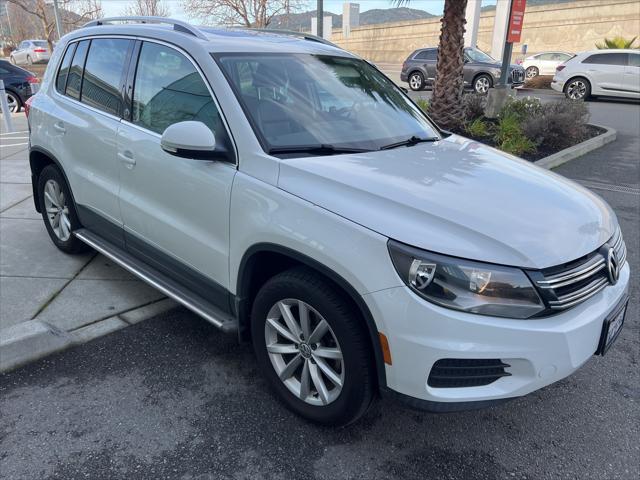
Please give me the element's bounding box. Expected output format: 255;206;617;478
365;262;630;408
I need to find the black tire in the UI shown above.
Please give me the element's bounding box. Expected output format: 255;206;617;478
525;66;539;79
251;266;375;426
473;74;493;95
9;56;16;64
26;55;33;65
5;91;21;113
564;77;591;100
408;71;425;91
37;164;90;254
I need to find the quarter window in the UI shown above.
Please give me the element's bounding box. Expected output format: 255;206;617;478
582;53;627;66
81;38;132;116
65;40;89;100
415;50;436;61
56;42;76;93
629;53;639;67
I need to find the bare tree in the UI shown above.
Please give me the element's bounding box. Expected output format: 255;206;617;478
122;0;171;17
182;0;302;28
6;0;102;49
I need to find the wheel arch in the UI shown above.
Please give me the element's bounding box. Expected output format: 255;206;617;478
473;71;494;87
29;146;76;214
236;243;387;390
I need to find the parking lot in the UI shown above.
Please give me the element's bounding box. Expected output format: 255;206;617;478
1;83;638;479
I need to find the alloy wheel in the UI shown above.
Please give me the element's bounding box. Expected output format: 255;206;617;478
566;80;587;100
409;73;422;90
525;67;538;79
264;299;344;406
5;93;18;113
475;76;490;94
43;179;72;241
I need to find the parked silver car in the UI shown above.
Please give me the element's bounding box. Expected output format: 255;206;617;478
10;40;51;65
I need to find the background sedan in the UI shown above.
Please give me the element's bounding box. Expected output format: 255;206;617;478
521;51;574;78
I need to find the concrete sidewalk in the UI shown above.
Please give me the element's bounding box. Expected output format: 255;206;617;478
0;113;175;371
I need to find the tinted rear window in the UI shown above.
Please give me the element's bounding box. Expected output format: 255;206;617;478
33;41;49;48
81;38;132;116
56;43;76;93
66;40;89;100
582;53;627;66
415;50;437;60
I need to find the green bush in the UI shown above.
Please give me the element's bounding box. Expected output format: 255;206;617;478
522;99;589;150
415;98;430;112
494;114;536;156
462;93;486;122
595;36;637;49
499;97;543;122
465;118;491;138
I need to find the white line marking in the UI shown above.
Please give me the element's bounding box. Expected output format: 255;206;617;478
0;136;28;140
0;131;29;136
0;142;28;147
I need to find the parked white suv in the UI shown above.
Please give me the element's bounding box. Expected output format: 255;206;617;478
27;18;630;425
551;49;640;100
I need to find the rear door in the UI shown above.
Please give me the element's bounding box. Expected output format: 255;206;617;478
52;37;134;246
117;40;236;308
623;52;640;97
582;52;627;94
416;49;437;83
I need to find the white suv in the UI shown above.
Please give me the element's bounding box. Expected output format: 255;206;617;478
551;49;639;100
27;18;630;425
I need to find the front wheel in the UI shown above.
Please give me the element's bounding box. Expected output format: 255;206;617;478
37;165;90;254
9;56;16;64
251;267;375;425
564;77;591;100
408;71;425;91
473;74;493;95
26;55;33;65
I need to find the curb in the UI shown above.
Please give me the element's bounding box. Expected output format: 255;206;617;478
0;298;176;373
534;124;616;170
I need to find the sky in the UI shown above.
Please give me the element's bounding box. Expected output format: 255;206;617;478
100;0;496;22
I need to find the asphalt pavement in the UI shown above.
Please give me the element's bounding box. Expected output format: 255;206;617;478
1;93;639;479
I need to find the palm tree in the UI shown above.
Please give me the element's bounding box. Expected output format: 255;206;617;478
595;36;637;49
396;0;468;130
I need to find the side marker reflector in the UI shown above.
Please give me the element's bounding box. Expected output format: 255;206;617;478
379;332;392;365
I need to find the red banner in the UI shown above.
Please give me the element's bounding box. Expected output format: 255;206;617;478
507;0;527;43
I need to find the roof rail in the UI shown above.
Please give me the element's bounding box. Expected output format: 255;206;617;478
83;16;209;41
249;29;340;49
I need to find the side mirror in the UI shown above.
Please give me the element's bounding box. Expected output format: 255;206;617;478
160;121;227;161
463;58;470;64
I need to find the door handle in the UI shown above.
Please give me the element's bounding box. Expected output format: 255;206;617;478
53;122;65;134
118;150;136;168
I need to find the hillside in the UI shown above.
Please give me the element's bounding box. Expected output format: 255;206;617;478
269;7;434;31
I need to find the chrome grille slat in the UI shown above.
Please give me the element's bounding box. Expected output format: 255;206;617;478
535;227;626;312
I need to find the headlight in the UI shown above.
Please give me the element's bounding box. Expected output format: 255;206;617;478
388;240;545;319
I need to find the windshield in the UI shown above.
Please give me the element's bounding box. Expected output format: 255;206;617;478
465;48;496;63
215;53;439;155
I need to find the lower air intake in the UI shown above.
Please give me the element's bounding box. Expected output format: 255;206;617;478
428;358;511;388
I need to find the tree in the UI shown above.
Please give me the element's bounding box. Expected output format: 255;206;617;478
6;0;102;50
181;0;302;28
595;36;637;49
396;0;468;130
122;0;171;17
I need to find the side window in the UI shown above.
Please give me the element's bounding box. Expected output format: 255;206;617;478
630;53;640;67
583;53;627;66
65;40;89;100
538;53;554;61
56;42;77;93
132;42;222;136
415;50;436;61
81;38;132;116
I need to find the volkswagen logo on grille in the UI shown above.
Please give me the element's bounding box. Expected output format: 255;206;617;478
606;247;620;285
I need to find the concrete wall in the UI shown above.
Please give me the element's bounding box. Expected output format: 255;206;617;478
331;0;640;63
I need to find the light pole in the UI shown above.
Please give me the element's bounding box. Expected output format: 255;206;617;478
52;0;63;40
316;0;323;38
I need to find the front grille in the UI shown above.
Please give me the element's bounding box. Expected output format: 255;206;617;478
511;69;524;83
534;228;627;311
428;359;511;388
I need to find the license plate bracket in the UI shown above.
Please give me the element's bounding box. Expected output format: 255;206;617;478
595;296;628;356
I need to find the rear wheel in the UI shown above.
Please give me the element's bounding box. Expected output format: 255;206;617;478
251;267;375;425
525;66;539;79
564;77;590;100
37;165;90;254
408;71;425;91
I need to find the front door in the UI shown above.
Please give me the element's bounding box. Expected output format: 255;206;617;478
117;41;236;308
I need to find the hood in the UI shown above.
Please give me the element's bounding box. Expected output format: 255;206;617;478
277;135;616;269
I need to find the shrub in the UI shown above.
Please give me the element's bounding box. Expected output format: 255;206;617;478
462;93;486;122
498;97;543;122
522;99;589;150
524;75;553;90
494;114;536;156
415;98;430;112
465;118;491;138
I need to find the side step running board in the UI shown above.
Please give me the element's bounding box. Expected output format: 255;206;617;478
75;229;238;333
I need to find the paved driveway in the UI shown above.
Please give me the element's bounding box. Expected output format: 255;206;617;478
1;94;638;479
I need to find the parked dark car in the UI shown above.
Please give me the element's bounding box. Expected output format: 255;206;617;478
401;47;525;93
0;60;38;113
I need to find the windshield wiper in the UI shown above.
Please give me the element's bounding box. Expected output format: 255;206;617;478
380;135;440;150
268;144;372;156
